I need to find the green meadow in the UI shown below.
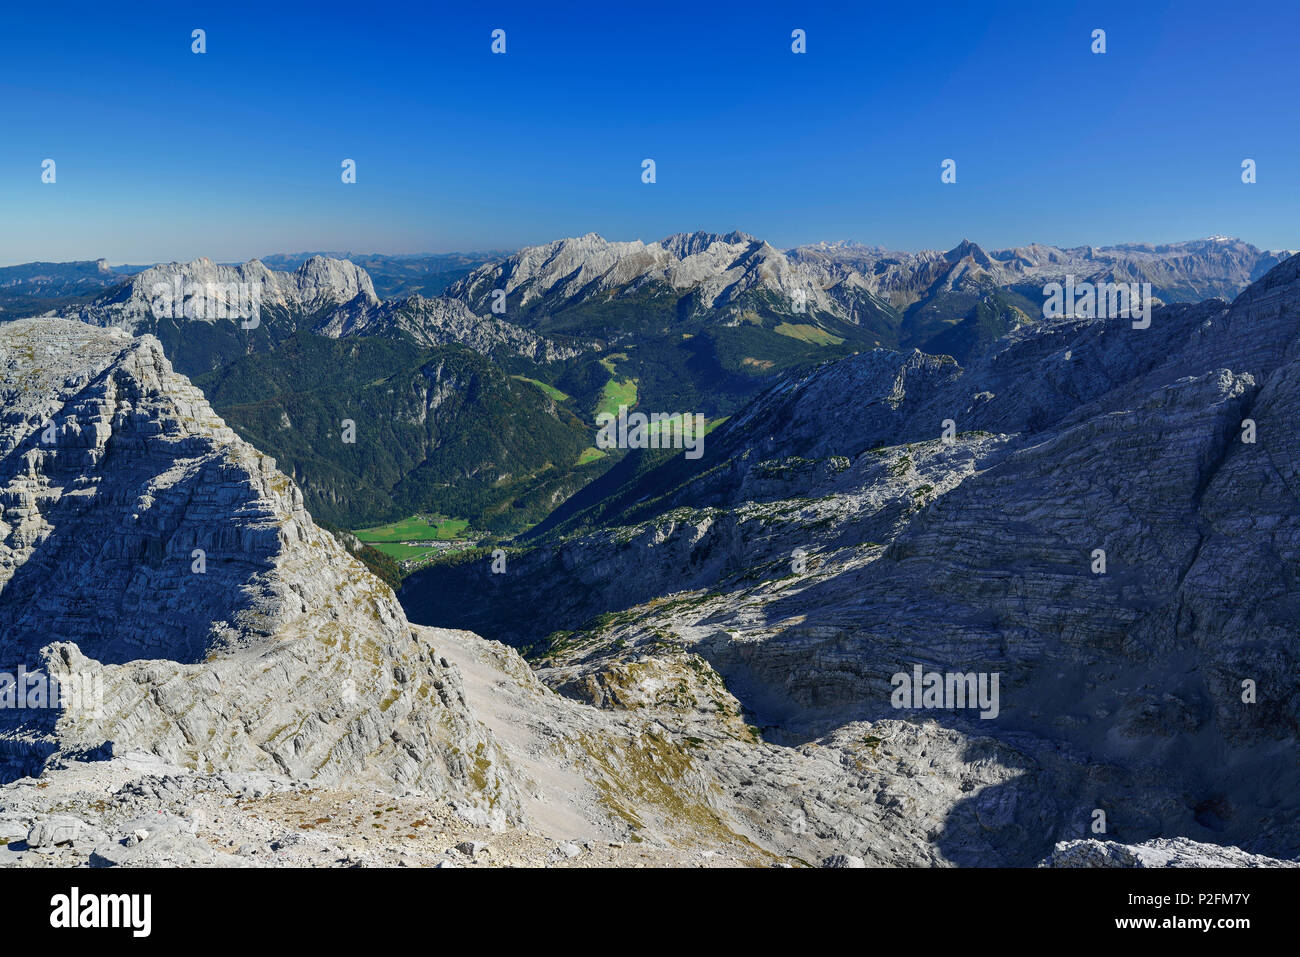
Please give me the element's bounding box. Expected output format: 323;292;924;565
354;515;471;543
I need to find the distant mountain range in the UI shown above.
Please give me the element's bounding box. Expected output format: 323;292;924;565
0;259;142;320
4;234;1286;318
452;232;1292;333
449;233;1297;380
789;236;1294;305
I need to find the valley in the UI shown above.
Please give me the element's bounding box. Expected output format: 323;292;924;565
353;515;477;572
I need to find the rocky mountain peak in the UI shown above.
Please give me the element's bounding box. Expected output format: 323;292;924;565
287;255;380;309
67;256;380;333
944;239;992;266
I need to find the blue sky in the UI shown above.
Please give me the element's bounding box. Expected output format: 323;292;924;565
1;0;1296;264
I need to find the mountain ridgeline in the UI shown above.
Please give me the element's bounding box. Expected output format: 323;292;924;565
12;233;1289;541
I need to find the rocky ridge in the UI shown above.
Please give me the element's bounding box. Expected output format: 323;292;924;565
0;318;517;816
448;231;853;320
789;235;1293;308
315;292;585;362
73;256;379;331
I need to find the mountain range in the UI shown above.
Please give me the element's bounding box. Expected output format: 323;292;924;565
0;235;1295;868
3;234;1292;541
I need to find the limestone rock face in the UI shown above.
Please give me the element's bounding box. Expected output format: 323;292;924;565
71;256;379;331
448;231;849;319
0;318;518;818
1040;837;1298;868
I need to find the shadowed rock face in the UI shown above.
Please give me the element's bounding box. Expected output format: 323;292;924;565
0;318;519;818
404;256;1300;864
0;319;309;664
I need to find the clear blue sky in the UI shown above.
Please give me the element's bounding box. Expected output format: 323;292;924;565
2;0;1296;264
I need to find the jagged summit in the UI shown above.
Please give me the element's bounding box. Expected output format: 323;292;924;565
943;239;992;266
658;230;758;256
447;230;834;319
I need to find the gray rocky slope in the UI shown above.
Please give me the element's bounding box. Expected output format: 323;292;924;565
316;293;585;362
0;318;518;815
0;319;879;867
1041;836;1298;868
405;253;1300;865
